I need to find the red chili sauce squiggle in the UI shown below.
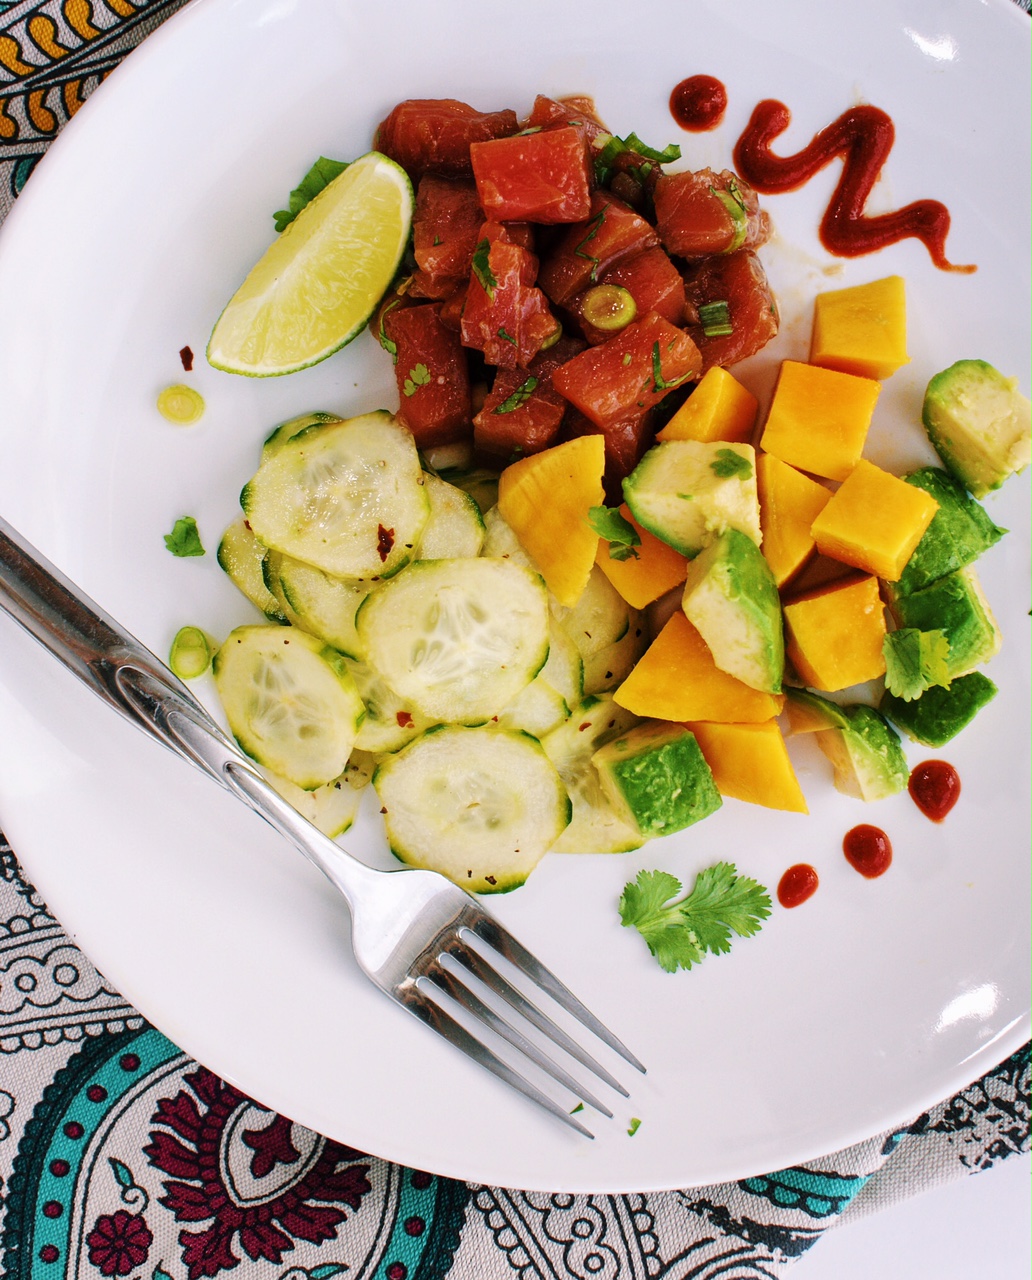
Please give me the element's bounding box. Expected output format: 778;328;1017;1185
733;100;975;273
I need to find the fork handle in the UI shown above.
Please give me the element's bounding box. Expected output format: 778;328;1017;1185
0;514;380;904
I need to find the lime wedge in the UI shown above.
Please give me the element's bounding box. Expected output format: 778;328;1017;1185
207;151;413;377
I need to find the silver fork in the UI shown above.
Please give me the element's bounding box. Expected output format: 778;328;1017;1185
0;516;644;1136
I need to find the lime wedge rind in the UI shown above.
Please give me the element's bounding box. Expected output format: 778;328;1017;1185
207;151;413;378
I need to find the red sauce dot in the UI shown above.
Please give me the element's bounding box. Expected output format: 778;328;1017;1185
777;863;819;908
40;1245;60;1263
843;825;892;878
908;760;960;822
670;75;727;131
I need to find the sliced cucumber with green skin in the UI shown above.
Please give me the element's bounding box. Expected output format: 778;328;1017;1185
496;676;569;739
261;763;366;838
344;656;432;754
480;504;535;568
217;517;287;622
374;725;571;893
539;621;584;708
543;695;643;854
417;474;486;560
262;411;343;462
213;624;365;789
358;557;549;723
552;564;635;662
439;467;500;516
266;549;372;659
583;615;648;695
241;411;429;579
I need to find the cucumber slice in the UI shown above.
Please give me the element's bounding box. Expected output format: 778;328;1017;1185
169;626;214;679
217;517;287;622
358;558;549;723
266;549;372;659
261;410;342;462
374;725;571;892
539;621;584;708
241;411;429;579
417;474;486;560
553;565;634;661
496;676;570;739
582;615;648;695
439;467;500;515
542;696;643;854
480;504;535;568
261;763;366;838
344;657;432;754
213;624;364;789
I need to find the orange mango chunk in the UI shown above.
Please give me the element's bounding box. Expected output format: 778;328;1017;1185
810;275;910;381
810;459;940;582
594;504;688;608
782;574;887;691
756;453;833;588
656;366;758;444
497;435;604;606
686;719;808;812
760;360;880;481
614;611;783;723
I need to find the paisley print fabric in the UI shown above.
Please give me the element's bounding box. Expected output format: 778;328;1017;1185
0;3;1029;1276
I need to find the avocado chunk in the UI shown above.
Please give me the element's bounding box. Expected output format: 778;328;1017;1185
895;468;1006;596
783;687;852;734
813;704;909;801
880;671;998;747
922;360;1031;498
887;566;1001;678
592;721;721;838
622;440;761;558
681;527;784;693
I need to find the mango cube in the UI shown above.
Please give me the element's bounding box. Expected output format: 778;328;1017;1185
782;574;887;691
810;276;910;381
756;453;833;587
656;366;759;444
760;361;880;481
810;459;940;582
594;503;688;608
614;611;783;723
686;719;808;812
497;435;604;606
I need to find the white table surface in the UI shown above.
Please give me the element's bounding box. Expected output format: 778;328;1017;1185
795;1153;1030;1279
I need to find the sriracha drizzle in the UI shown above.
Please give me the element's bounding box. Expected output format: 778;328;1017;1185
732;99;974;272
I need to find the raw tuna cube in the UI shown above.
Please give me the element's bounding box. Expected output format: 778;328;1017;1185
654;168;769;258
461;238;557;369
682;249;779;370
538;192;658;305
375;98;519;177
552;312;701;428
384;303;471;448
573;247;686;344
471;125;592;224
410;175;483;299
473;335;584;462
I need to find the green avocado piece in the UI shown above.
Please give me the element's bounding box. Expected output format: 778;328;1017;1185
784;687;852;732
880;671;998;747
922;360;1031;498
681;527;784;693
592;721;722;838
814;704;909;801
622;440;761;558
895;468;1006;596
888;566;1000;678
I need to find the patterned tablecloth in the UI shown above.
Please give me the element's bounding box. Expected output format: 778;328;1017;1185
0;4;1029;1279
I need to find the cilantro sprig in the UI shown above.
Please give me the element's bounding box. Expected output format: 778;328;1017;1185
471;239;497;299
619;863;771;973
588;505;641;561
164;516;205;558
492;376;539;415
273;157;349;232
709;448;753;479
883;628;952;701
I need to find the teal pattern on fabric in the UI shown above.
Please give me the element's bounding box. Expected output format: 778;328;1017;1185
740;1167;870;1218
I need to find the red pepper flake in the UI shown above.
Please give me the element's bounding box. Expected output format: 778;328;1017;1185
485;875;497;885
380;807;388;815
396;710;413;728
179;345;194;371
578;722;592;731
377;524;396;562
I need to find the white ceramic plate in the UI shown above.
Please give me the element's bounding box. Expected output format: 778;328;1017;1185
0;0;1027;1193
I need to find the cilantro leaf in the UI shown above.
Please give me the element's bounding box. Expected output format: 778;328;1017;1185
883;628;952;701
588;505;641;561
403;363;431;397
709;448;753;479
574;206;607;283
163;516;205;558
492;376;538;415
471;239;497;299
273;157;349;232
619;864;771;973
